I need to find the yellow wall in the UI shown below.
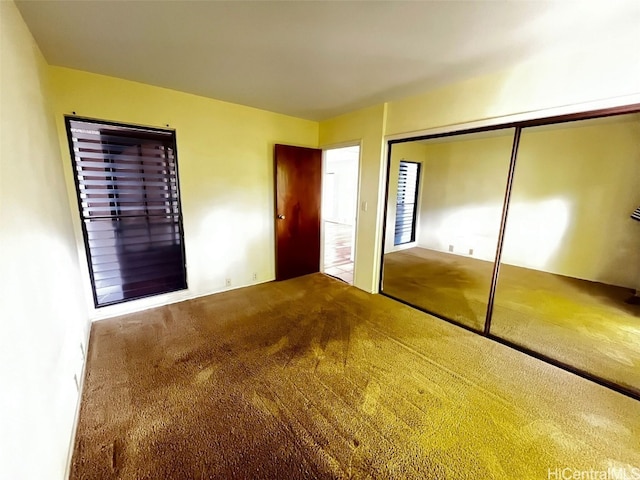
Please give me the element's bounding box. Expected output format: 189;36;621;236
3;5;637;477
416;132;514;261
323;32;639;294
384;142;428;253
0;3;89;479
410;117;640;288
386;34;640;136
45;21;640;302
319;104;387;292
48;66;318;319
503;116;640;288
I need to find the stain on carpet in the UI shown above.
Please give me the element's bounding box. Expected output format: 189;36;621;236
382;247;640;393
70;273;640;479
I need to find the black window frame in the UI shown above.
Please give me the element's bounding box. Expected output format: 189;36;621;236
393;160;421;246
65;116;188;307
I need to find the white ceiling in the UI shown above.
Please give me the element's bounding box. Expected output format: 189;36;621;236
15;0;640;121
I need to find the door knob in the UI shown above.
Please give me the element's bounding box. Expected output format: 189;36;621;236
277;214;286;220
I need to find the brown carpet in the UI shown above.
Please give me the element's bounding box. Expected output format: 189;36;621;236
382;248;640;395
71;273;640;479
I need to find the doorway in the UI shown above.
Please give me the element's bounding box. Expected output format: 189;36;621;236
274;144;322;281
322;146;360;284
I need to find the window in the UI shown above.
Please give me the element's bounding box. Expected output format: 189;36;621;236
394;160;420;245
66;118;187;307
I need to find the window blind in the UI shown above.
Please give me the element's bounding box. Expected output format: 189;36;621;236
66;118;187;307
394;161;421;246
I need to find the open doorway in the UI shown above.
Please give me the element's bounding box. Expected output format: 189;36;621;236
322;145;360;284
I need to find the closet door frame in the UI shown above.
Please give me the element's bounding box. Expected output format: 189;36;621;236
378;102;640;401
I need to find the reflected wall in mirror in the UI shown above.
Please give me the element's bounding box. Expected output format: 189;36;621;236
491;113;640;394
382;129;514;331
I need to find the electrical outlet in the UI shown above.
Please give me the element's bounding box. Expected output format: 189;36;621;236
225;278;231;287
448;245;454;252
468;248;474;256
252;272;257;281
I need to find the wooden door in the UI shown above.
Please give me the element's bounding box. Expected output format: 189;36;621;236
275;144;322;280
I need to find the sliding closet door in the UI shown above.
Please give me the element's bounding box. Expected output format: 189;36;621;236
381;129;515;331
490;113;640;394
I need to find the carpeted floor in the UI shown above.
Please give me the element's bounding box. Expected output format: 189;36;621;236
382;248;640;395
71;273;640;479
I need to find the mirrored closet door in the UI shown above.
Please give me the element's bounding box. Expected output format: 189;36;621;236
380;108;640;398
491;113;640;393
381;128;515;332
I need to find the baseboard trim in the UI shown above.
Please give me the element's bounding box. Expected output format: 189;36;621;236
64;323;92;479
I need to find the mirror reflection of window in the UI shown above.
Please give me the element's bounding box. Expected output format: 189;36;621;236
380;112;640;399
382;128;515;331
394;161;421;246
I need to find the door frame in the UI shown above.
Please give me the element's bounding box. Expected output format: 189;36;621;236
274;144;323;281
320;141;362;282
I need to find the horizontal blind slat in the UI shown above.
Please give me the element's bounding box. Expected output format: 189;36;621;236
69;118;186;307
394;160;420;246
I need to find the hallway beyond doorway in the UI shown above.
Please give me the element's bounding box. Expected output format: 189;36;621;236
323;221;353;283
322;145;359;285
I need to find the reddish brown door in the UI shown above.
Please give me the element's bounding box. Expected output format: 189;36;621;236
275;144;322;280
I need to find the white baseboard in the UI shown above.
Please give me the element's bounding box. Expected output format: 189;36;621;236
64;323;92;480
